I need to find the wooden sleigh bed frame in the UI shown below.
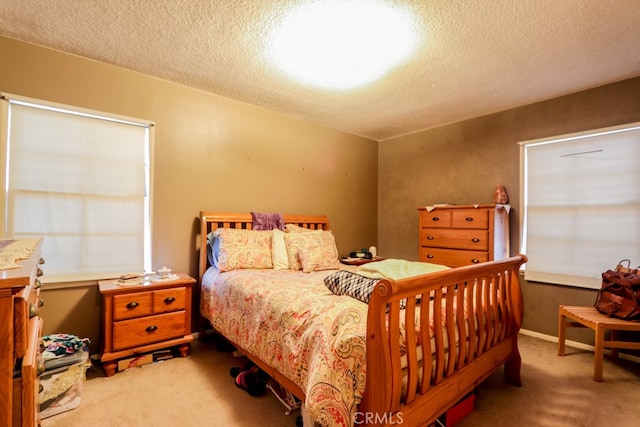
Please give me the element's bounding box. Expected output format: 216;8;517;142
198;211;527;426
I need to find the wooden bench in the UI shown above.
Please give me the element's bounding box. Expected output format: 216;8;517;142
558;305;640;381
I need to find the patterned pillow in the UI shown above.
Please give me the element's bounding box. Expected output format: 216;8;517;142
298;237;341;273
214;228;273;272
284;223;315;233
324;270;380;304
283;230;338;271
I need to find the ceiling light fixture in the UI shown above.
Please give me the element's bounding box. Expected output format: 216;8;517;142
267;0;420;90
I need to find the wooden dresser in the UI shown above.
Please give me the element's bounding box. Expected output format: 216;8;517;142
0;239;44;427
99;273;195;376
418;204;509;267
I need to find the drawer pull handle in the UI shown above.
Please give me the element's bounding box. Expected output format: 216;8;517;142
37;267;44;277
39;258;45;265
164;297;176;304
426;236;434;240
38;298;45;307
431;217;440;222
471;238;480;243
471;259;480;264
35;279;42;289
29;303;39;318
427;254;434;259
146;325;158;333
465;217;474;222
126;302;139;309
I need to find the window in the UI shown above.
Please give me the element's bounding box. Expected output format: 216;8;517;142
0;94;152;283
519;122;640;289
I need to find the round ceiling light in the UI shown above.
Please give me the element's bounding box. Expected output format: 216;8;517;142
267;0;420;90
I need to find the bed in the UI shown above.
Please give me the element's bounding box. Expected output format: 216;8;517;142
198;211;527;427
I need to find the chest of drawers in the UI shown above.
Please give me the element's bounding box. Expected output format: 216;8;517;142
98;274;195;376
0;239;44;427
418;204;509;267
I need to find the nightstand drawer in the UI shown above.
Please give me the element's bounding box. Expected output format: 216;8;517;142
153;287;186;313
114;292;153;320
113;311;187;350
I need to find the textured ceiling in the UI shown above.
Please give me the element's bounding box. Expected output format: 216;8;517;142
1;0;639;141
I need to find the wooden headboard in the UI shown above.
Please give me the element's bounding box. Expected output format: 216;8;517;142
198;211;330;282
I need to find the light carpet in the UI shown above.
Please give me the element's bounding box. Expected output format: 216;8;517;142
41;334;640;427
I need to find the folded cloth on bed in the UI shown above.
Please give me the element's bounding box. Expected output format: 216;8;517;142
324;270;380;304
356;258;450;280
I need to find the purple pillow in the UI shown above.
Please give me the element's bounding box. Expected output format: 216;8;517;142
251;212;285;230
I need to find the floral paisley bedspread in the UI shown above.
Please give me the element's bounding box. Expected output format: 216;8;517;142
200;267;368;427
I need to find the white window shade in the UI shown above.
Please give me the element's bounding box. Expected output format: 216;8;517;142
4;98;151;282
520;123;640;289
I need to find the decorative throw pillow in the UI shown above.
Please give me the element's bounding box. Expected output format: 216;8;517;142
298;234;341;273
271;229;290;270
214;228;273;272
283;230;338;271
251;212;285;230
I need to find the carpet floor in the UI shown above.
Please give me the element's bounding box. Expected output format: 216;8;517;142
41;333;640;427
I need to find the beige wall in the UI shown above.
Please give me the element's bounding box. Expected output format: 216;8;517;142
4;34;639;351
379;76;640;342
0;37;378;351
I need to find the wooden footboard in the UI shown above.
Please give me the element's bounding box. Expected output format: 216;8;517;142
359;254;527;426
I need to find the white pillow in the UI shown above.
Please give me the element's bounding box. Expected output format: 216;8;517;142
272;229;289;270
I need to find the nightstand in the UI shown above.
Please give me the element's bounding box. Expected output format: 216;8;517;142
98;273;195;376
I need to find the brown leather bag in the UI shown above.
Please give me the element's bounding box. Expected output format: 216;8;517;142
594;260;640;320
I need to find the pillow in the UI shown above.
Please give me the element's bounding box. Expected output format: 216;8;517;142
214;228;273;272
324;270;380;304
251;212;285;230
283;230;338;271
206;231;219;269
284;223;315;233
298;234;341;273
271;229;289;270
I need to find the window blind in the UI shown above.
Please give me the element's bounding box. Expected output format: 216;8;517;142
2;97;151;282
520;123;640;289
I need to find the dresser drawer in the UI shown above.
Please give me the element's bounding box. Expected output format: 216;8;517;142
153;287;186;314
451;209;489;229
13;286;40;360
113;292;153;320
19;316;43;427
421;228;490;251
420;210;452;228
420;247;489;267
113;311;187;351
